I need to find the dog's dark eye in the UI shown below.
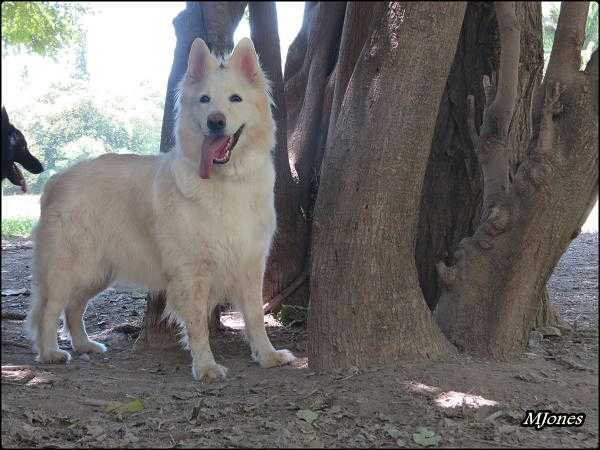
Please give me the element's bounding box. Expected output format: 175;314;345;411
199;95;210;103
229;94;242;103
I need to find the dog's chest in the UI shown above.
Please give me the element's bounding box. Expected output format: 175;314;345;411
186;180;275;261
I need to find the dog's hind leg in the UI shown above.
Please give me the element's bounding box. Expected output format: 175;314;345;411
64;280;109;355
28;279;75;364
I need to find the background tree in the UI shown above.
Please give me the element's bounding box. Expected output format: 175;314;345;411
4;80;162;195
435;1;598;357
1;1;89;58
308;2;466;368
416;2;546;318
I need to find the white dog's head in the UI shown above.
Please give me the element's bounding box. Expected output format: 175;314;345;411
175;37;275;179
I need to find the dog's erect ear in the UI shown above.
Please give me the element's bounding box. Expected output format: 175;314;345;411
2;106;8;124
229;38;261;83
187;38;217;81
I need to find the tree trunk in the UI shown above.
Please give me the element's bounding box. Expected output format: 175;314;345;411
138;1;245;348
435;2;598;358
263;2;348;313
416;2;544;311
247;2;302;313
308;2;467;370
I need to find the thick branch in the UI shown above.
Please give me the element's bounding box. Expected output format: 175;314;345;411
475;2;520;217
585;50;598;114
533;82;563;159
201;1;247;56
546;1;589;81
327;2;384;144
493;1;520;126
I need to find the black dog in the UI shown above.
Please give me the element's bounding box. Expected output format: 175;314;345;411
1;106;43;192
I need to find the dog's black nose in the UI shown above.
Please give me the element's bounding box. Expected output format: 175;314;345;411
207;113;226;133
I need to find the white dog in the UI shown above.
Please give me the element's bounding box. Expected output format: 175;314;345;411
27;37;296;381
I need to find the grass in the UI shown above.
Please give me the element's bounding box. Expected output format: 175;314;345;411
1;218;37;237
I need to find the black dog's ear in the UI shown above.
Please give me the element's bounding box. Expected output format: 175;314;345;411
1;106;8;124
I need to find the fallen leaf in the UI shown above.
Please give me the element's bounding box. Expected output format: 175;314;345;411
1;366;36;384
514;372;542;383
123;429;139;442
384;423;402;439
412;426;441;447
296;409;320;424
105;399;143;416
1;288;29;296
86;424;105;438
378;412;394;422
17;423;40;441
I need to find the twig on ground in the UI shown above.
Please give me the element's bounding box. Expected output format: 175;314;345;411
263;269;309;313
2;310;27;320
1;340;30;349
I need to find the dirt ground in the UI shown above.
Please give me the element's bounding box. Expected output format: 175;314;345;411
1;233;598;448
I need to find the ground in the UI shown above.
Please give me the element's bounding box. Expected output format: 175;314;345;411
1;233;598;448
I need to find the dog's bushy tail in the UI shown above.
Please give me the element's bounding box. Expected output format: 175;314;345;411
25;223;44;352
25;281;43;352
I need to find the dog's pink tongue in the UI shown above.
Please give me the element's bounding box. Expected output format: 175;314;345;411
199;136;229;179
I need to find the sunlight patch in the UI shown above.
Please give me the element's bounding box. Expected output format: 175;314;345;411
435;390;498;408
1;365;54;386
406;381;440;393
220;311;283;330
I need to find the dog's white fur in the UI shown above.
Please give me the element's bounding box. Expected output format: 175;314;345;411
26;37;295;381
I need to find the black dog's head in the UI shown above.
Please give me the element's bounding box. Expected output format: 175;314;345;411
2;106;44;192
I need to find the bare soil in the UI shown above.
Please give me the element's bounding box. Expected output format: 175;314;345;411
1;233;598;448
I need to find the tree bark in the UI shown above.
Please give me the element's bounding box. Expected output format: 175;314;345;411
416;2;545;311
139;1;245;348
308;2;467;370
435;2;598;358
247;2;301;313
263;2;348;313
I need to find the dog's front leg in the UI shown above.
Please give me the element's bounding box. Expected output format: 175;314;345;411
238;275;296;368
168;276;227;382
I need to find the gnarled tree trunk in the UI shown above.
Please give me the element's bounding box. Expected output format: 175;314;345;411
263;2;348;313
247;2;304;314
435;2;598;358
308;2;467;370
416;2;561;329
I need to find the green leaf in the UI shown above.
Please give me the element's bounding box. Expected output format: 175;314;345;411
383;423;402;439
296;409;319;424
1;1;90;58
412;426;441;447
105;399;143;416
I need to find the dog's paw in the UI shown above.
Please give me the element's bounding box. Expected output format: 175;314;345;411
73;340;107;354
258;349;296;368
192;362;228;382
36;349;72;364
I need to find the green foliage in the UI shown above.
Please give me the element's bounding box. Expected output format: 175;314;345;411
3;79;163;195
1;2;90;57
277;305;308;327
543;3;598;56
542;4;560;56
1;218;37;237
584;2;599;52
